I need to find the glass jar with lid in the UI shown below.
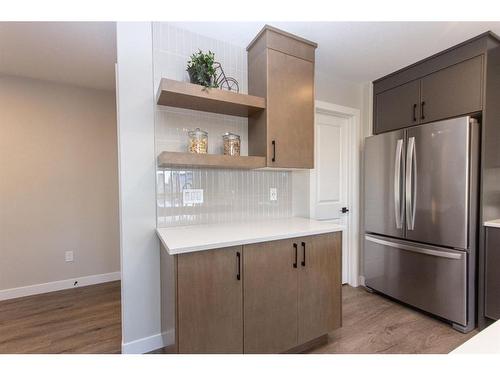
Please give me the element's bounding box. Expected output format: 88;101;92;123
188;128;208;154
223;132;241;156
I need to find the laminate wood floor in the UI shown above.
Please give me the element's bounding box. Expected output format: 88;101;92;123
0;282;477;354
307;285;478;354
0;281;121;354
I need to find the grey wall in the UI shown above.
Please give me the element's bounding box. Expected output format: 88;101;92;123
0;74;119;291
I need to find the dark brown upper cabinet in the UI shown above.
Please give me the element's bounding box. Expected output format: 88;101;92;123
375;80;421;133
247;25;317;169
373;32;498;135
420;56;483;123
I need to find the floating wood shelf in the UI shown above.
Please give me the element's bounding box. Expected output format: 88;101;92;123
158;151;266;169
156;78;266;117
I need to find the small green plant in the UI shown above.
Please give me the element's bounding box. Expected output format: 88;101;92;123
186;50;218;88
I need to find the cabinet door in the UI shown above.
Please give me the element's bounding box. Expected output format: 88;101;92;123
486;228;500;320
298;233;342;343
374;79;420;134
243;238;298;353
267;49;314;168
421;56;483;123
177;247;243;353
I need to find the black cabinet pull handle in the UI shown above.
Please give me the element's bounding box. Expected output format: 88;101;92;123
293;243;298;268
272;140;276;162
421;101;426;120
413;103;417;122
301;242;306;267
236;252;241;280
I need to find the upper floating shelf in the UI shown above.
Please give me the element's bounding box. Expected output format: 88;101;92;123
156;78;266;117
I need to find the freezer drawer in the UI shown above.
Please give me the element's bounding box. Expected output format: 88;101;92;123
364;234;467;326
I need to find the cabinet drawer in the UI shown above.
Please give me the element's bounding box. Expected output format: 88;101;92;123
421;56;483;123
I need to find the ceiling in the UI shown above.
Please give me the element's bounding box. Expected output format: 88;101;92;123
173;22;500;83
0;22;116;91
2;22;499;90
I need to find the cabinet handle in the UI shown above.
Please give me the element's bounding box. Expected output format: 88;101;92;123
421;101;426;120
272;140;276;162
301;242;306;267
412;103;417;122
236;252;241;281
293;243;298;268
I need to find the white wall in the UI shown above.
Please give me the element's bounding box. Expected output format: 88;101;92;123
116;22;164;354
0;74;119;294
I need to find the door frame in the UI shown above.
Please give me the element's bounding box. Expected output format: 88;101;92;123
311;100;361;287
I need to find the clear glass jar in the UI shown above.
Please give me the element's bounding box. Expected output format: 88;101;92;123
188;128;208;154
223;132;241;156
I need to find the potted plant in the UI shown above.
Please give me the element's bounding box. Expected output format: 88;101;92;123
186;50;218;88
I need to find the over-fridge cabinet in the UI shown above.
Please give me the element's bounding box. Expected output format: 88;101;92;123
374;55;484;134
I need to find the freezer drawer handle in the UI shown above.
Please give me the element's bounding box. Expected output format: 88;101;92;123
365;235;463;260
394;138;404;229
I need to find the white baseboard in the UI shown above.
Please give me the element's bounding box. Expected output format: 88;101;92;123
358;275;366;286
121;330;174;354
0;271;121;301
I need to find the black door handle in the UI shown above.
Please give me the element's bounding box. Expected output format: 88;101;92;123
341;207;349;213
293;243;298;268
236;252;241;280
301;242;306;267
421;101;426;120
271;140;276;162
413;103;417;122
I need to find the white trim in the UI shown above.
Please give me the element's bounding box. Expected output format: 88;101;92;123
314;100;361;288
121;330;174;354
0;272;121;301
358;275;366;286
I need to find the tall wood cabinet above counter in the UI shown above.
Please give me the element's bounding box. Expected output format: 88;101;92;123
247;25;317;169
373;32;500;134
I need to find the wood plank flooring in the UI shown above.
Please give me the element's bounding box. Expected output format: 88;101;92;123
0;282;476;354
0;281;121;354
307;285;477;354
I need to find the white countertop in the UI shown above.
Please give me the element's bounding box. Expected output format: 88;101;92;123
156;217;344;255
451;320;500;354
484;219;500;228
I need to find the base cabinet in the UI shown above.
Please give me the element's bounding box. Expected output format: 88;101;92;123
298;233;342;343
486;228;500;320
243;238;299;353
173;232;342;354
176;246;243;354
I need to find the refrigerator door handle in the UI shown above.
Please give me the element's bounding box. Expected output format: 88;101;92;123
406;136;416;230
365;235;463;260
394;139;404;229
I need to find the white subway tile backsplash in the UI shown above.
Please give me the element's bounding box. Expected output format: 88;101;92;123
153;22;292;227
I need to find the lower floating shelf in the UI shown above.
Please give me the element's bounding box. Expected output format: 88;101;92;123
157;151;267;169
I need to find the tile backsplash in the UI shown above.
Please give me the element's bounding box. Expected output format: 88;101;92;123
157;168;292;227
153;23;293;227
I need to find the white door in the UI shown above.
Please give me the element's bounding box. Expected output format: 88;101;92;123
310;104;357;285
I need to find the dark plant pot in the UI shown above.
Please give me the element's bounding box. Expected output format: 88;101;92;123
188;69;197;84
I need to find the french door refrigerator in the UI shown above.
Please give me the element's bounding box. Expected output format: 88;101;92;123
364;116;479;333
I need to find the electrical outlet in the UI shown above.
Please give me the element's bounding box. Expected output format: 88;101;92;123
65;251;74;262
270;188;278;201
183;189;204;205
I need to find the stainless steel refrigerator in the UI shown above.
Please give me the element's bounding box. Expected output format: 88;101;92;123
363;116;479;332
